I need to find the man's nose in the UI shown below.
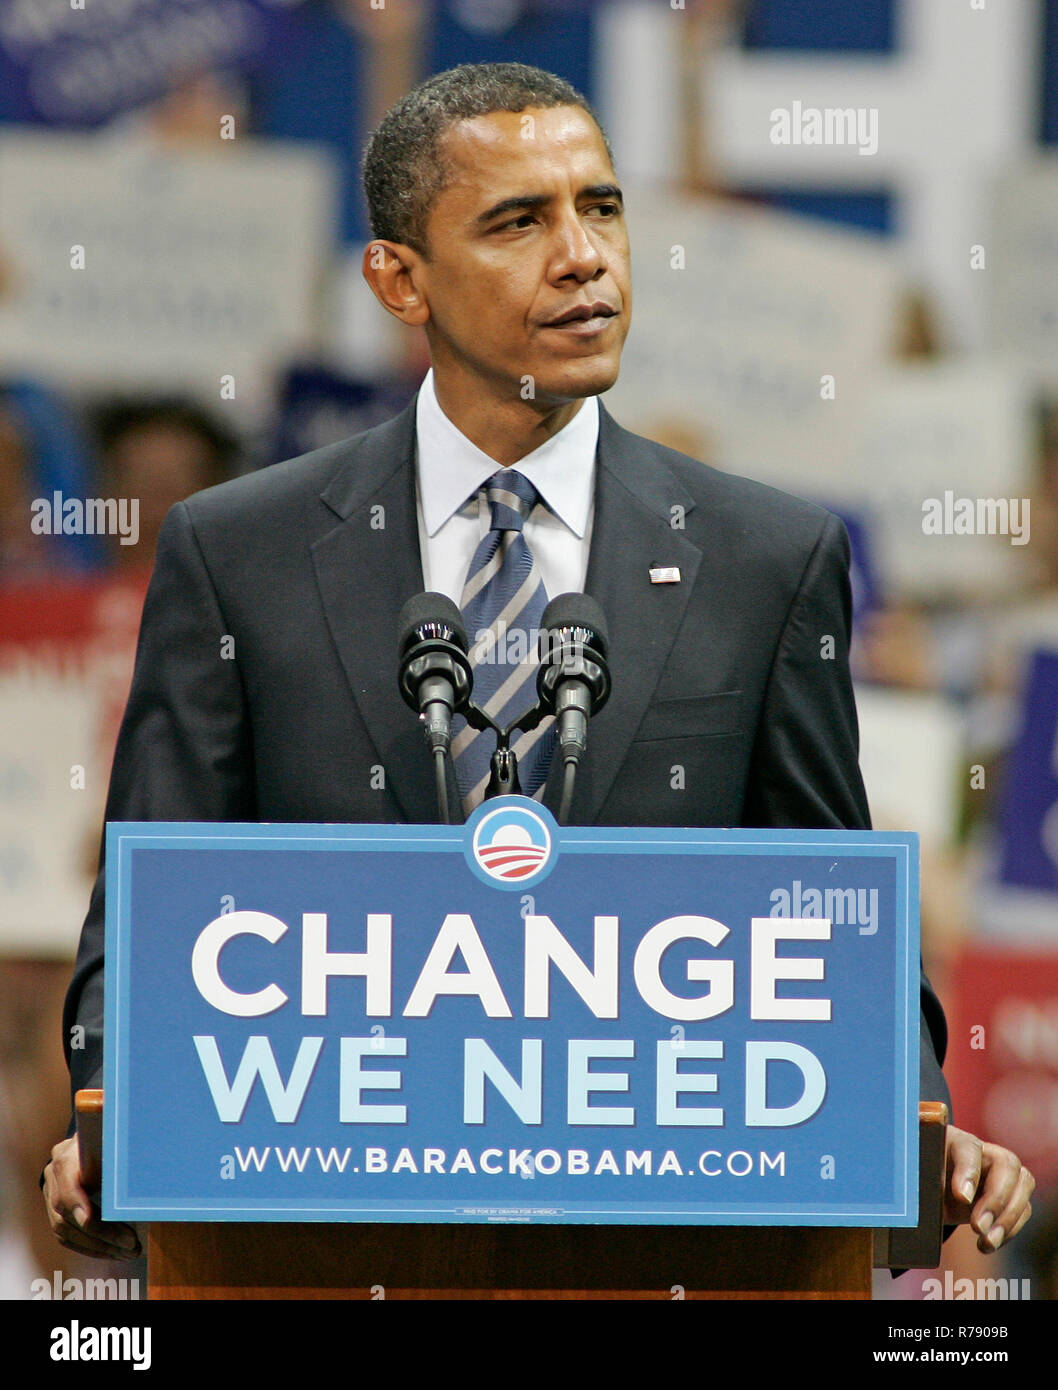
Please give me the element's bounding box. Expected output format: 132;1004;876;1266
550;213;606;281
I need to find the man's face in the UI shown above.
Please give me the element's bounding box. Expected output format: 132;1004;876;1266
413;104;631;407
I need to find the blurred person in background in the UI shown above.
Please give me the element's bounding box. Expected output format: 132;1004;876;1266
91;400;239;573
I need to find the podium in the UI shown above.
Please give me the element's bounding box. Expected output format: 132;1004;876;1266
96;803;938;1300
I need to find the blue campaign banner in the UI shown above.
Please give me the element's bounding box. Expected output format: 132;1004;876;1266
997;649;1058;893
103;799;918;1226
0;0;310;128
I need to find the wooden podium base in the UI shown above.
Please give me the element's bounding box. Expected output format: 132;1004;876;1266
148;1223;872;1300
79;1091;945;1300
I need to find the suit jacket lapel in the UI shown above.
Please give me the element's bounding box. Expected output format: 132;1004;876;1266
541;403;704;823
310;399;441;823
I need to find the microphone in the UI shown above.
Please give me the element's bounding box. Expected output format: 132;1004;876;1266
536;594;611;771
397;593;473;755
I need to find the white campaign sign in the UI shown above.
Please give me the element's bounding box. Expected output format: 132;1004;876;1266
0;661;100;956
990;159;1058;388
854;685;963;848
854;360;1034;600
0;131;335;404
606;189;900;497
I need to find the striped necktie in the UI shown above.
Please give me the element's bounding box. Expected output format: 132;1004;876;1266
452;469;555;811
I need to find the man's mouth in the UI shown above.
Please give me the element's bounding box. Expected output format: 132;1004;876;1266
542;302;618;333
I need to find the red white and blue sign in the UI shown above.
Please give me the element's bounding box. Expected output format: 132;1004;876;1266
103;799;919;1226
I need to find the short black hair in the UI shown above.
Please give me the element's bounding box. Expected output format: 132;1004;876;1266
362;61;614;256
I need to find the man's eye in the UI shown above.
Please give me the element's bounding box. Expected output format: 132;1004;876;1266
594;203;621;217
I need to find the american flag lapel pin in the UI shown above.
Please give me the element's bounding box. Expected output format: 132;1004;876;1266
649;565;681;584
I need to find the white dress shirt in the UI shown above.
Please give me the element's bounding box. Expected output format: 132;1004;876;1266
415;368;597;604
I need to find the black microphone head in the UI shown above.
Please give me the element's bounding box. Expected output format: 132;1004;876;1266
536;592;611;719
539;592;608;658
397;592;469;656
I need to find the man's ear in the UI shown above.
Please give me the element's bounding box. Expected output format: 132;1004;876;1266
362;240;430;327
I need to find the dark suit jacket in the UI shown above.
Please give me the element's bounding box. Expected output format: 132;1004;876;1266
64;396;949;1106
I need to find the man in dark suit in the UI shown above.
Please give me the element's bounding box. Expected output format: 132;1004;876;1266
45;62;1032;1259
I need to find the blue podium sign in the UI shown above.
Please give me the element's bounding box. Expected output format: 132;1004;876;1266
103;798;918;1226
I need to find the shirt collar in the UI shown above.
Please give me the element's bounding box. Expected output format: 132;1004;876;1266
416;368;597;539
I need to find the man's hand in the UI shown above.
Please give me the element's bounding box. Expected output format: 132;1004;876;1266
944;1125;1034;1253
43;1136;140;1261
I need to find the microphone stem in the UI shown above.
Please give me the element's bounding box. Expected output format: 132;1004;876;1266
558;758;577;825
434;745;452;824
